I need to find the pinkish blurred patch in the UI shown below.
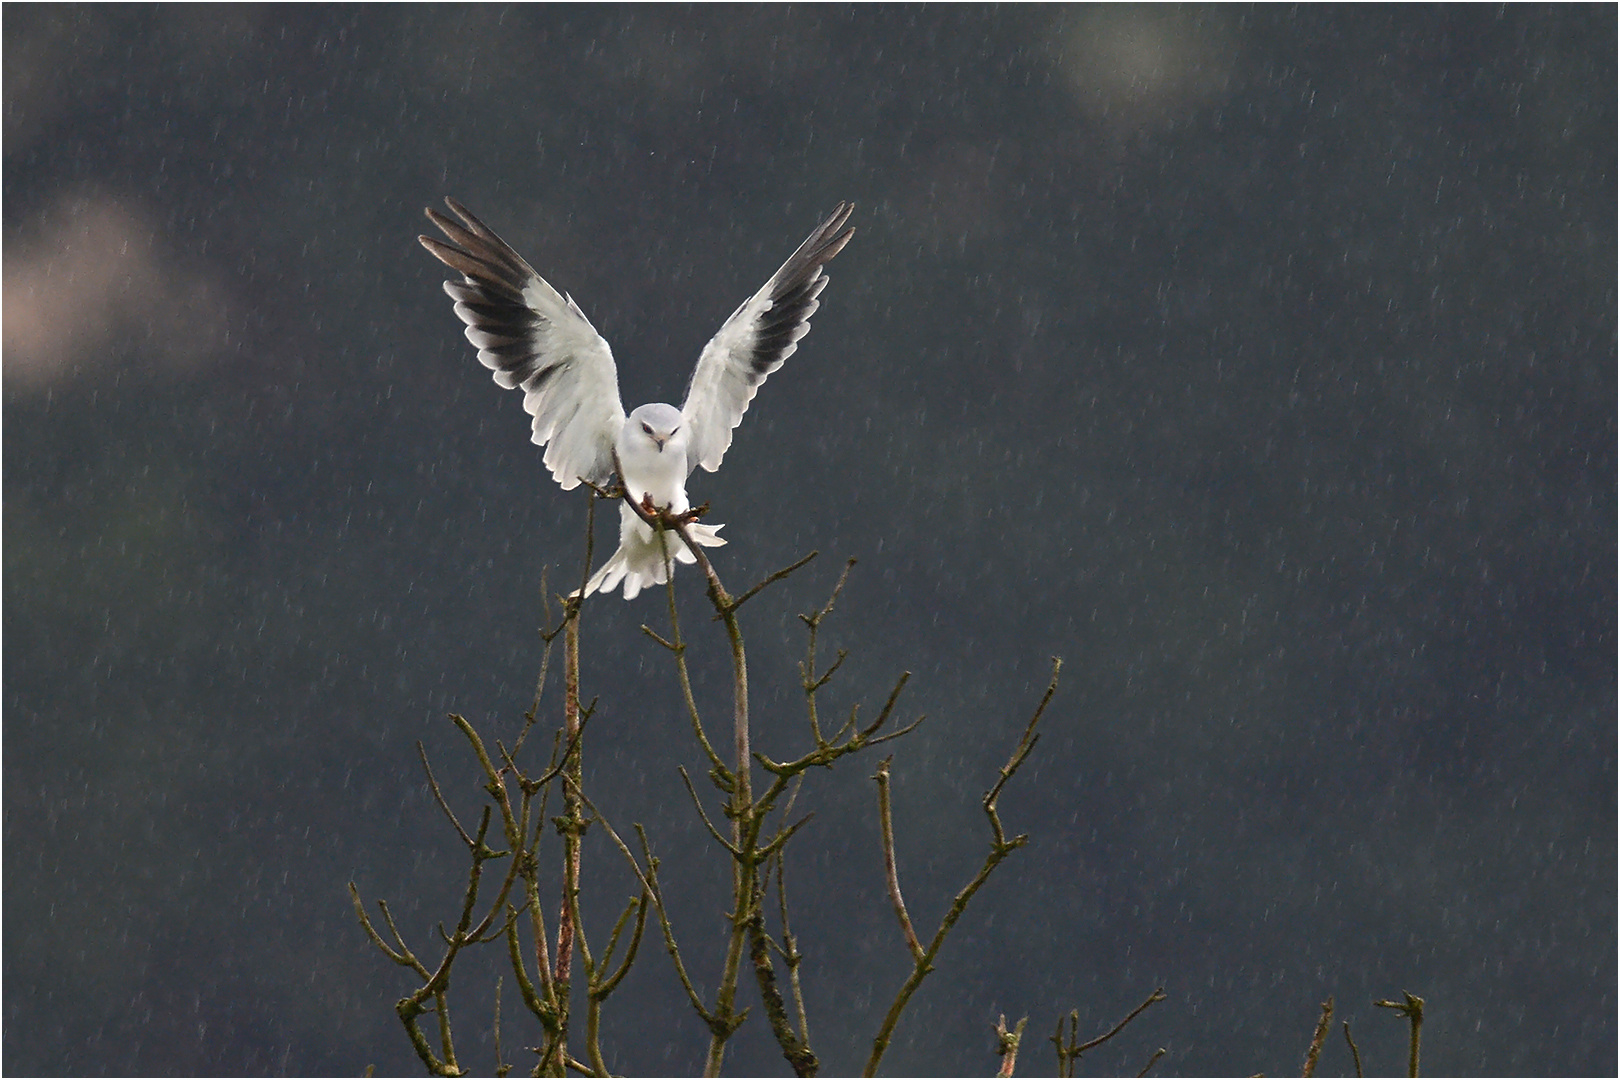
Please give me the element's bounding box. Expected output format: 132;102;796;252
3;192;230;392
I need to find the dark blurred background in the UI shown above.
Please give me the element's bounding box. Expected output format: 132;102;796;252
4;5;1613;1076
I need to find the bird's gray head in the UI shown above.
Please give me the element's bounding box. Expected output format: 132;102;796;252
626;403;686;453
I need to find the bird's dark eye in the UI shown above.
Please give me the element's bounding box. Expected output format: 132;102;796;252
642;423;653;435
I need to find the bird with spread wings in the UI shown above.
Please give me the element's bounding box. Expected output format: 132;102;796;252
420;199;855;599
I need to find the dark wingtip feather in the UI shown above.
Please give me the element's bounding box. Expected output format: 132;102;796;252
420;199;542;299
440;197;510;249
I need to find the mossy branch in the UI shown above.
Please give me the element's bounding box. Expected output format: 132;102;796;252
1303;996;1333;1077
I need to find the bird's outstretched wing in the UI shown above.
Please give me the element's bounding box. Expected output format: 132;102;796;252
420;198;626;490
681;202;855;474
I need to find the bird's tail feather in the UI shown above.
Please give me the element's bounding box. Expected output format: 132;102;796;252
577;514;725;600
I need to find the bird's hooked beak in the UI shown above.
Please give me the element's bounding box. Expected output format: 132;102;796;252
639;418;678;452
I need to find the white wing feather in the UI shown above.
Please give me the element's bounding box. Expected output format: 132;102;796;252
421;198;626;490
681;203;855;474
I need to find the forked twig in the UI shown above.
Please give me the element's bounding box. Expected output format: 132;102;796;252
1051;987;1167;1077
1374;991;1424;1078
995;1014;1028;1077
569;783;731;1035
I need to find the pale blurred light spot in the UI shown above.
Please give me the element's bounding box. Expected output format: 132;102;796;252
1050;6;1237;126
3;193;228;392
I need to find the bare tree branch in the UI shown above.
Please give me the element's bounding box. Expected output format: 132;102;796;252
864;658;1063;1077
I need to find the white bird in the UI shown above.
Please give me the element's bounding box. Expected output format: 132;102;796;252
420;198;855;599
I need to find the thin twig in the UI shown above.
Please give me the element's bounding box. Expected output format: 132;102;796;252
806;648;847;693
594;891;649;1001
799;557;857;631
417;741;475;849
798;559;857;743
862;714;927;749
505;905;552;1028
861;671;914;739
679;766;745;857
493;975;507;1078
874;757;925;963
585;891;649;1078
575;489;597;605
772;848;812;1049
358;803;509;1078
516;567;561;760
349;885;420;972
731;549;819;610
529;706;596;789
755;811;816;862
376;899;420;969
753;671;916;785
1303;996;1333;1078
641;625;677;651
1342;1020;1364;1078
440;718;527;943
1074;987;1168;1056
653;522;730;785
